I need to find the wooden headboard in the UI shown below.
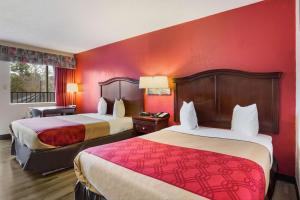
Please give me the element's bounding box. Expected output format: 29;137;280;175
174;69;282;133
99;77;144;116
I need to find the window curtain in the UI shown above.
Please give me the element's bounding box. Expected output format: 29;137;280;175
0;44;75;69
55;67;75;106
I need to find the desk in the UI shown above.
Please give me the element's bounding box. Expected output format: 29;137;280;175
30;106;76;117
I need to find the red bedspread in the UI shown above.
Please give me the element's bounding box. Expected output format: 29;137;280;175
18;117;85;146
85;137;265;200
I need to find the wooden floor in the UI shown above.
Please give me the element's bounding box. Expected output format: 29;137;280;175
0;140;76;200
0;139;298;200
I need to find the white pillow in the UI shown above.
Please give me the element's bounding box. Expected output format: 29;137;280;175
231;104;259;137
180;101;198;130
113;99;125;118
97;97;107;115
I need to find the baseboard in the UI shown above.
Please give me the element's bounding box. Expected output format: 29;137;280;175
297;180;300;200
276;173;299;200
0;134;11;140
276;173;296;183
298;179;300;200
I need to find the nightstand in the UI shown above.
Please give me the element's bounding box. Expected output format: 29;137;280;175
133;116;170;134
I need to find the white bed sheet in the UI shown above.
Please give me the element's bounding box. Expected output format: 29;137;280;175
165;125;273;166
80;113;133;135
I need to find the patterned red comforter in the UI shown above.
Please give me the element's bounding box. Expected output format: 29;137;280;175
85;137;266;200
18;117;85;146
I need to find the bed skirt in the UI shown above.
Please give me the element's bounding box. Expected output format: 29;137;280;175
75;181;106;200
11;129;134;174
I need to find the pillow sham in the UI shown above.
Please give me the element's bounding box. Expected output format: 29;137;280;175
231;104;259;137
97;97;107;115
113;99;125;118
180;101;198;130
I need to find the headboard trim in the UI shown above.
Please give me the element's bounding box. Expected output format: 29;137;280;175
98;77;139;86
174;69;281;83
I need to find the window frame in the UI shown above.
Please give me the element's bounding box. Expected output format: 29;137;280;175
10;63;56;104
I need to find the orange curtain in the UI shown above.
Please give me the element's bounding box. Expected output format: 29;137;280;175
55;67;75;106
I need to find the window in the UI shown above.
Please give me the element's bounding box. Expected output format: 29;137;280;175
10;62;55;103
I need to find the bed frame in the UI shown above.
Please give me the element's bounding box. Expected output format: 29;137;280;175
99;77;144;116
75;69;282;200
10;77;144;174
173;69;281;199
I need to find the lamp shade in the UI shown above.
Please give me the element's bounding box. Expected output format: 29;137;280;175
139;76;152;88
152;76;169;88
139;76;169;89
67;83;78;93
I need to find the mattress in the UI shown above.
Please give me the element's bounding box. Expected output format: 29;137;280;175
11;114;133;150
74;126;272;200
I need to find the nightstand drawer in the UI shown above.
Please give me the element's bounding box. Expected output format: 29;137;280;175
133;118;156;125
133;115;170;135
134;123;155;134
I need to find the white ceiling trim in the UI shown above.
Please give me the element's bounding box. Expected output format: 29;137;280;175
0;0;261;53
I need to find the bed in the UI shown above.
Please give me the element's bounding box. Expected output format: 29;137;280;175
10;77;144;174
74;69;281;200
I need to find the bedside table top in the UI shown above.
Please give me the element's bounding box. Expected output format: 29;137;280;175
133;116;170;122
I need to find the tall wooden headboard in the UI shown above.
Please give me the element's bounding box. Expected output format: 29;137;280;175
174;69;282;133
99;77;144;116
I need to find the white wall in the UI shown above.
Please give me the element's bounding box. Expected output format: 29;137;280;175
296;0;300;191
0;60;55;135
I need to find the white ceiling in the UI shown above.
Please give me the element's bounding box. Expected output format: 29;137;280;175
0;0;261;54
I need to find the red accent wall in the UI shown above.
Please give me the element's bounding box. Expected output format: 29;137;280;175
75;0;296;176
